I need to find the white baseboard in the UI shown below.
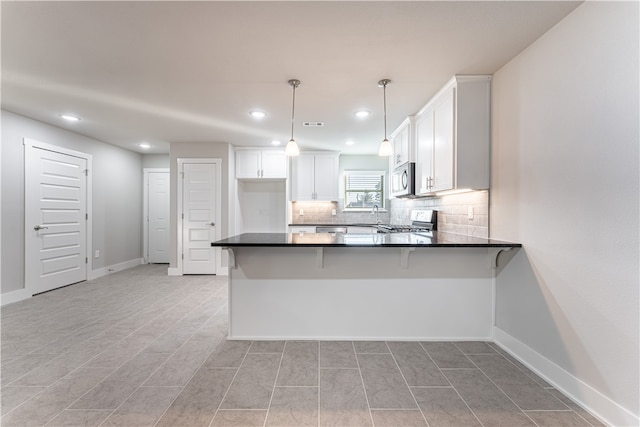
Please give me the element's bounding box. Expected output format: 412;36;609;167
88;258;144;280
167;267;226;276
0;288;31;306
493;326;638;427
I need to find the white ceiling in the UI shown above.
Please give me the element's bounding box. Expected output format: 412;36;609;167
1;1;581;155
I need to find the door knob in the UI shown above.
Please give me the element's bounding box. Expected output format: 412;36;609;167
208;222;215;227
33;225;48;230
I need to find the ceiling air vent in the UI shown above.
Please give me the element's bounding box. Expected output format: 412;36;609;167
302;121;324;127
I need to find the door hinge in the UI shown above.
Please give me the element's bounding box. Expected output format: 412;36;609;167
181;254;184;260
181;213;184;219
85;213;88;220
83;169;89;176
85;257;88;263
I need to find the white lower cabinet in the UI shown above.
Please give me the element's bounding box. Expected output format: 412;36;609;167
292;152;339;201
416;75;491;195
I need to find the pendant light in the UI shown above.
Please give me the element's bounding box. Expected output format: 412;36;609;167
285;79;301;156
378;79;393;157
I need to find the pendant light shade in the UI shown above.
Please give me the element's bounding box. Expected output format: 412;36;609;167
285;79;301;156
378;79;393;157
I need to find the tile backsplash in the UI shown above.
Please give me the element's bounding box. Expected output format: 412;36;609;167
390;190;489;238
290;201;390;225
290;190;488;238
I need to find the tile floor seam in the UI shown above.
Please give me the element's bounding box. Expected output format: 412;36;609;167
28;281;193;357
2;266;608;427
141;301;229;386
57;292;218;424
351;341;375;427
262;340;286;427
421;343;487;427
467;355;544;427
149;305;236;427
489;343;558;390
384;341;432;427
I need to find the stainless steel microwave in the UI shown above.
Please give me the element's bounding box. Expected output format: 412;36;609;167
391;162;415;198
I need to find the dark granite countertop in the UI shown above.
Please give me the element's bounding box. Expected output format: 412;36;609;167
211;232;521;248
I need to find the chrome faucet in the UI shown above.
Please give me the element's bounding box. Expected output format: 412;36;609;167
371;204;382;224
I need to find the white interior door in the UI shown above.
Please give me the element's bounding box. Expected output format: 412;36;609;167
182;162;218;274
147;171;170;263
25;143;88;294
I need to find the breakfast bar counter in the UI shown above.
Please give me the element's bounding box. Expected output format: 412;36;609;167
212;232;521;341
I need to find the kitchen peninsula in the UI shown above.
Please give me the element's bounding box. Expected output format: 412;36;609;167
212;232;521;341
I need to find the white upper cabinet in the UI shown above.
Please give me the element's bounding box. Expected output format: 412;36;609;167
415;75;491;195
236;149;287;179
390;117;414;167
292;152;339;201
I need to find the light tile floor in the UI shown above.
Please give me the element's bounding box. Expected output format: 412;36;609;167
1;265;607;426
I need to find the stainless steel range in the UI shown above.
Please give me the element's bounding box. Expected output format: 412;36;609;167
377;209;437;233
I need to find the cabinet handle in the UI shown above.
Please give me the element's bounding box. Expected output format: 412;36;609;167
34;225;48;231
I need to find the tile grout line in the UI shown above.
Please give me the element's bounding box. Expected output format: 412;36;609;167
418;341;486;427
80;295;229;425
204;339;252;427
146;303;233;427
466;352;543;427
1;290;191;425
261;340;287;427
352;341;375;427
384;342;432;427
105;300;230;427
486;344;601;426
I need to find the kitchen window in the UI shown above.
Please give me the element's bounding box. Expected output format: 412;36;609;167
344;171;385;210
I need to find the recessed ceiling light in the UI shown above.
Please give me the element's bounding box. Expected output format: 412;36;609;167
249;110;267;119
60;114;80;121
355;110;370;118
139;142;151;149
271;140;281;146
345;140;356;145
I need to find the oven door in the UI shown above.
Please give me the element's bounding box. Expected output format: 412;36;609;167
391;162;415;198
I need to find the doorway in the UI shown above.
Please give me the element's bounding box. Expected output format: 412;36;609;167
177;159;221;275
143;168;170;263
24;139;92;295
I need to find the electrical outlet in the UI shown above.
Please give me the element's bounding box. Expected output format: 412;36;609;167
467;206;474;221
94;250;100;258
331;209;337;216
299;209;304;216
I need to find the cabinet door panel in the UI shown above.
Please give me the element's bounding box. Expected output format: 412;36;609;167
416;110;434;194
313;154;339;201
261;151;287;178
293;154;316;200
433;87;455;192
236;151;261;178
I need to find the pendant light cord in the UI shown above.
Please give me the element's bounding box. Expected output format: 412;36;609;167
383;81;388;140
291;83;296;141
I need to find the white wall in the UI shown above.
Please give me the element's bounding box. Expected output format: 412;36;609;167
491;2;639;425
142;153;170;169
1;110;144;295
238;180;286;233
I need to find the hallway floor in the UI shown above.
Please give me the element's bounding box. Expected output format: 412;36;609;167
1;265;605;426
